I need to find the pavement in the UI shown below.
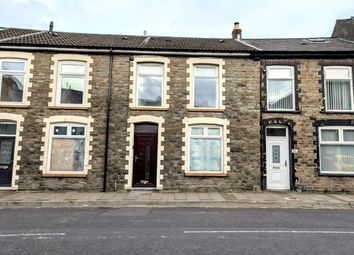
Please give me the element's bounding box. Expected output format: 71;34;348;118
1;190;354;209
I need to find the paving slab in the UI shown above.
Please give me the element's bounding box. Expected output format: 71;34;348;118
329;194;354;202
174;193;187;200
186;193;199;201
0;191;353;209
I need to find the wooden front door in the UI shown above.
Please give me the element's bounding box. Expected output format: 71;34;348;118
133;123;158;187
0;137;15;187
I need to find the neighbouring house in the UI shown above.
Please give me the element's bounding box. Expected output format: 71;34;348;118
0;18;353;192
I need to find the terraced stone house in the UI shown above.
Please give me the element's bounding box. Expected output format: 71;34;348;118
0;18;353;192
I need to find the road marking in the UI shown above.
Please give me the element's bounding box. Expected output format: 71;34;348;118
184;230;354;234
0;233;66;238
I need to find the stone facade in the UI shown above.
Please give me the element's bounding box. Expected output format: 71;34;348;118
107;56;261;191
1;48;354;193
10;52;110;191
261;58;354;192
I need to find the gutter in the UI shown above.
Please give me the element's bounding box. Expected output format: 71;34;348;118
103;48;113;192
0;45;250;57
250;51;354;58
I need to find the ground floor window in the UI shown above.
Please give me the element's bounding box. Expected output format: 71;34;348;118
189;126;222;172
319;126;354;175
48;123;86;173
182;117;230;176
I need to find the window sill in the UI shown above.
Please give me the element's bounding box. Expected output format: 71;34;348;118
263;110;301;114
0;104;30;109
320;110;354;114
184;172;227;177
187;108;225;112
48;106;90;110
42;173;87;178
318;173;354;177
130;107;168;111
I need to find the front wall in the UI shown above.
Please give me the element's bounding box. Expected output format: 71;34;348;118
106;56;261;191
262;59;354;192
10;52;109;190
7;51;354;192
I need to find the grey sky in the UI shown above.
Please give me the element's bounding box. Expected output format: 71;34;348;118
1;0;353;39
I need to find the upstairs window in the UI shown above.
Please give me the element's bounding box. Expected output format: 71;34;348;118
57;61;86;105
0;59;26;103
319;127;354;175
324;66;353;112
137;63;163;107
193;65;218;108
49;123;86;173
266;66;295;111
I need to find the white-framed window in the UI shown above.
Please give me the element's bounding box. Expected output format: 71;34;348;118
48;123;86;173
324;66;353;112
266;66;295;111
193;65;219;108
189;125;223;172
319;126;354;175
0;59;27;104
57;61;86;105
137;63;163;107
0;122;16;137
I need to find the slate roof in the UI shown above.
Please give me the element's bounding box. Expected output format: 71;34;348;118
1;26;354;53
0;28;38;40
332;17;354;41
0;28;255;52
243;37;354;52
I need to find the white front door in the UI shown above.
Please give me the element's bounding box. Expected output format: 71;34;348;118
266;126;290;190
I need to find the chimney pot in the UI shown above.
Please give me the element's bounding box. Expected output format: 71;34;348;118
232;21;242;40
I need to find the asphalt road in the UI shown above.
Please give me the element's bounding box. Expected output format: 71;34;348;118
0;207;354;255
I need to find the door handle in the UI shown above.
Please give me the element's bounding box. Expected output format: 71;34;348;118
284;160;287;167
134;155;140;162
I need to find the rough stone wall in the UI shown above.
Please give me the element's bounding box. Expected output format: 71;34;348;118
262;59;354;192
2;51;260;191
12;52;109;191
107;56;261;191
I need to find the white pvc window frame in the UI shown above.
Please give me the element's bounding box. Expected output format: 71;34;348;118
0;122;17;137
323;66;354;112
0;58;27;104
192;64;219;109
56;60;87;106
136;62;164;108
266;65;295;111
47;122;87;174
319;126;354;175
188;125;223;173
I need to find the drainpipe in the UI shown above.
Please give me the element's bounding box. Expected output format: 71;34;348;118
259;60;264;190
103;48;113;192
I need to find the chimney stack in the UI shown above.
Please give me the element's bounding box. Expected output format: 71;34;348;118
49;21;54;33
232;22;242;40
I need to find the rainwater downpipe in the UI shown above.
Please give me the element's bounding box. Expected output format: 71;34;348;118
259;60;264;190
103;48;113;192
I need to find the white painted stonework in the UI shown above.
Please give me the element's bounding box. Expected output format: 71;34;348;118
49;54;93;108
129;56;170;109
124;115;165;189
186;58;226;110
182;117;230;175
0;51;34;107
40;115;94;176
